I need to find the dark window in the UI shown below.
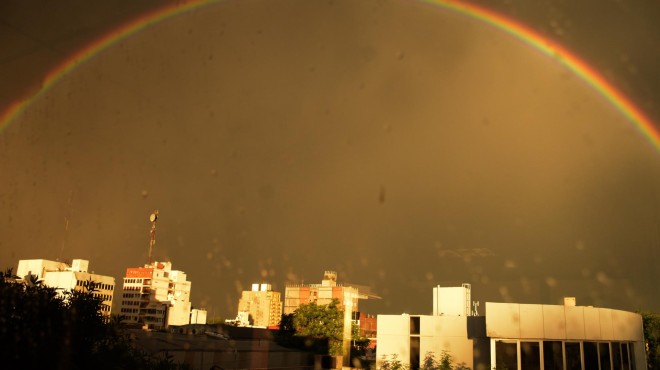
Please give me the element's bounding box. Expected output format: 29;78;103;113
496;341;518;370
521;342;541;370
544;341;564;370
565;342;582;370
621;343;630;370
599;343;611;370
584;342;599;370
410;316;420;335
611;343;622;370
410;336;420;370
628;344;636;370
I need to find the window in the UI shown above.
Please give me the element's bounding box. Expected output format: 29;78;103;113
410;336;420;370
599;343;611;370
565;342;582;370
410;316;420;335
611;343;622;370
584;342;598;370
521;341;541;370
544;341;564;370
496;340;518;370
621;343;631;370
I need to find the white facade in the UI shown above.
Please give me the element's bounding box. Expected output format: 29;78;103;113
119;261;194;329
433;283;471;316
236;283;282;327
190;308;207;325
16;258;115;317
377;287;647;370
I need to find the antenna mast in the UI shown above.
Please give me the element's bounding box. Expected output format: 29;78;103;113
148;210;159;265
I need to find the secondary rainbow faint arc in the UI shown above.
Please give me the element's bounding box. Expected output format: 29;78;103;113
0;0;658;151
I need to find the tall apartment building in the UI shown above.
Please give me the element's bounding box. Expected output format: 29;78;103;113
16;258;115;317
119;261;196;330
285;271;378;366
235;283;282;327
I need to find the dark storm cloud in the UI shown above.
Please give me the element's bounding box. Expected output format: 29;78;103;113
1;0;659;318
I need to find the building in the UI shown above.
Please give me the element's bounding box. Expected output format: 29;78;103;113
235;283;282;327
190;308;208;325
16;258;115;317
285;271;379;366
377;286;647;370
353;311;378;346
119;261;200;329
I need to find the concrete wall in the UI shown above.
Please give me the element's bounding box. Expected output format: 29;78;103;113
485;302;644;342
420;316;473;367
485;302;647;370
377;315;411;368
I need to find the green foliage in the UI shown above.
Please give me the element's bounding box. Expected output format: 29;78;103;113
420;351;463;370
292;298;345;356
642;311;660;370
380;354;409;370
0;269;188;369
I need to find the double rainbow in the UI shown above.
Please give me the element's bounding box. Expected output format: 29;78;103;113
1;0;657;151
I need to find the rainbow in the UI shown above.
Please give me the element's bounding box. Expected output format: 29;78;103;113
1;0;658;151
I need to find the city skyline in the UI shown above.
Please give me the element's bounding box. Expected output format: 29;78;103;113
1;0;659;320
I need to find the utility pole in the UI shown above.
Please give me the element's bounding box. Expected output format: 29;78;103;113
148;210;158;265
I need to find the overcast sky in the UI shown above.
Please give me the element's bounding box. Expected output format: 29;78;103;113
1;0;659;319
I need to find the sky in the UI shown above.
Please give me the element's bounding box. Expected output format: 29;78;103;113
1;0;659;319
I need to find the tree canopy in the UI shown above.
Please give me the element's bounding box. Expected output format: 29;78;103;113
642;311;660;370
0;268;187;369
289;298;344;356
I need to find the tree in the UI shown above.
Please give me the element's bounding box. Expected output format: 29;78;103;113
0;269;189;369
642;311;660;370
420;351;456;370
291;299;344;356
380;354;409;370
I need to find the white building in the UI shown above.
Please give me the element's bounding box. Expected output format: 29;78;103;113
190;308;208;325
119;261;201;329
377;286;647;370
16;258;115;317
235;283;282;328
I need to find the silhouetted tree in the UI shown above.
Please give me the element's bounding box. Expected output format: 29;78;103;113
0;269;189;369
642;311;660;370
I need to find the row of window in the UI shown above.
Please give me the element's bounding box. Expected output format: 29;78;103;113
75;280;114;291
93;292;112;302
121;308;139;314
124;278;150;284
494;340;636;370
122;292;140;298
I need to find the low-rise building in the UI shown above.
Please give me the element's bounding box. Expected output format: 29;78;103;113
16;258;115;317
377;286;647;370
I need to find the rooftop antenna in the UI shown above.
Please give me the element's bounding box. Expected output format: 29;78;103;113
148;210;159;265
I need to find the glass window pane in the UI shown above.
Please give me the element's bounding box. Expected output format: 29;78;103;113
544;341;564;370
496;341;519;370
621;343;630;370
584;342;599;370
599;343;611;370
611;343;622;370
565;342;582;370
521;342;541;370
